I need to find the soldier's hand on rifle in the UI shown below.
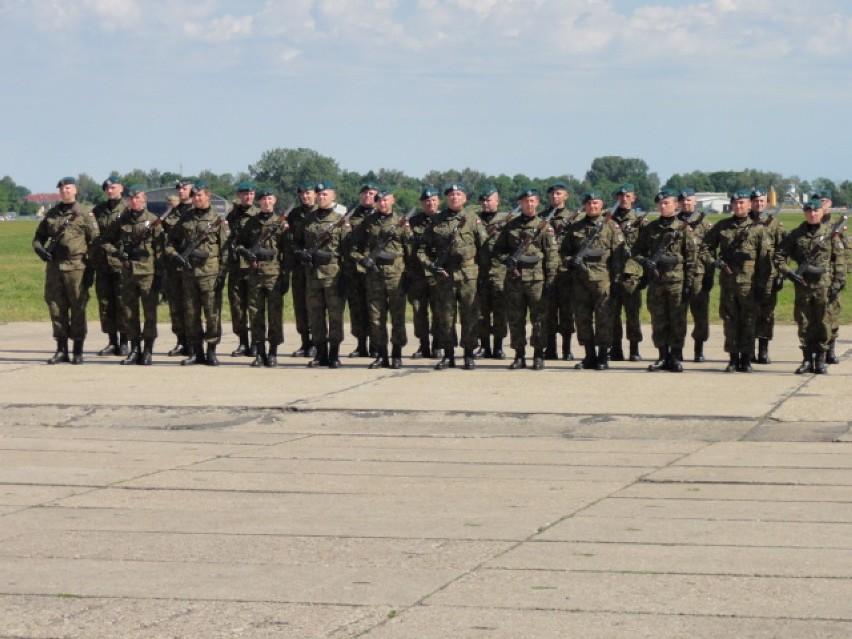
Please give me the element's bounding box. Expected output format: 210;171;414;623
501;256;517;269
297;250;313;265
640;258;657;273
569;256;583;271
785;271;805;287
34;244;53;262
172;253;188;268
713;259;728;271
113;249;129;261
358;256;376;271
237;247;257;263
829;283;844;301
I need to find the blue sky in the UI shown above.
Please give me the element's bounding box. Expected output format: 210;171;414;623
2;0;850;194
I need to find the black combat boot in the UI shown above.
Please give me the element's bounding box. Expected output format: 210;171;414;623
391;344;403;369
562;335;574;361
411;337;431;359
251;342;266;367
814;350;828;374
368;338;377;358
794;347;813;374
121;340;140;365
168;335;186;357
492;337;506;359
737;352;752;373
647;348;669;372
462;348;476;370
71;340;85;365
98;332;119;356
292;335;310;357
474;337;492;359
308;342;329;368
576;343;597;370
595;345;609;370
668;348;684;373
232;331;250;357
435;348;455;370
118;333;129;357
139;338;154;366
180;342;198;366
47;338;69;365
544;333;558;360
206;343;219;366
693;340;705;363
532;349;545;370
724;353;738;373
509;348;526;370
432;339;443;360
266;343;278;368
349;337;369;358
628;341;642;362
608;342;625;361
328;343;341;368
756;338;771;364
369;345;390;369
826;340;839;365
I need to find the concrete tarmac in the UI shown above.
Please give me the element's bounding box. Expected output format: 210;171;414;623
0;322;850;638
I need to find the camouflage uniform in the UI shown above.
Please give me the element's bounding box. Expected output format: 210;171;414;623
677;209;714;361
165;205;229;364
406;209;438;357
776;216;846;373
225;200;258;355
492;211;560;368
161;199;193;354
349;207;412;367
284;200;317;356
417;205;485;369
297;205;348;367
821;212;850;363
752;213;785;363
544;206;579;360
92;196;128;354
101;205;164;364
632;212;703;371
609;207;648;360
560;212;624;369
477;207;512;357
32;198;99;363
236;209;289;366
701;213;771;371
342;203;374;356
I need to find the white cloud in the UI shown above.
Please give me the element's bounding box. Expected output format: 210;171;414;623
83;0;142;30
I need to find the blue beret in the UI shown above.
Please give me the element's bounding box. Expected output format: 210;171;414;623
547;182;568;193
479;184;498;200
102;175;122;190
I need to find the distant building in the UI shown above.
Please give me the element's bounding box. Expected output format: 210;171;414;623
695;192;730;214
144;187;230;217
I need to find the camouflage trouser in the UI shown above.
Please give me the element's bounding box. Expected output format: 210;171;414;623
546;270;574;337
753;287;779;340
828;298;841;338
228;265;251;335
182;272;221;345
164;262;185;336
367;273;407;348
44;264;88;340
345;267;370;340
477;275;507;340
95;268;124;334
610;286;643;343
505;277;547;351
291;265;309;339
120;273;158;341
433;276;478;351
307;276;345;345
573;275;612;348
646;280;688;349
795;286;832;351
689;288;710;343
718;282;757;354
407;274;433;341
248;271;283;345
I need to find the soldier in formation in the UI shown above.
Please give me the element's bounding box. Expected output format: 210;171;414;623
406;187;441;359
475;185;510;360
543;182;578;361
676;188;714;362
287;182;318;358
225;181;258;357
161;179;195;357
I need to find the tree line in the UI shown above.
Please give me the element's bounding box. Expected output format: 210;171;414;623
3;150;850;215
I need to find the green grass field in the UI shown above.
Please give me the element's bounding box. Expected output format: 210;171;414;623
1;215;849;325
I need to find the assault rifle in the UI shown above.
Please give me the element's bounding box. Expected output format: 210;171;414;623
429;214;468;279
298;206;359;266
504;207;558;278
176;217;224;267
484;205;520;237
714;221;753;276
116;216;163;268
570;210;612;273
237;205;294;268
360;207;415;273
787;214;848;288
640;225;682;279
42;210;79;256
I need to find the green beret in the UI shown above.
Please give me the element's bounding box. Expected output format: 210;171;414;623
444;183;467;195
731;189;751;201
812;188;832;199
193;180;209;191
315;180;336;192
175;178;194;188
613;183;635;196
56;176;76;188
804;198;822;211
236;181;256;193
374;187;393;200
517;187;540;200
359;182;379;193
547;182;568;193
256;187;275;198
655;188;678;203
125;184;145;197
582;190;603;203
479;184;498;200
677;187;696;200
420;186;439;200
750;187;766;199
296;181;316;193
102;175;122;190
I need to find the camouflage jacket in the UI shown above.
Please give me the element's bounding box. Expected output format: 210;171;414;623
101;208;165;277
492;213;559;284
33;201;98;272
